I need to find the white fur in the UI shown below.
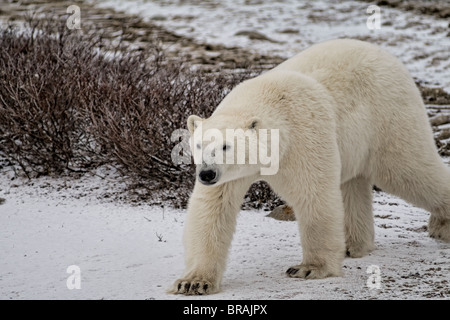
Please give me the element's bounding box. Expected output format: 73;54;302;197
170;39;450;295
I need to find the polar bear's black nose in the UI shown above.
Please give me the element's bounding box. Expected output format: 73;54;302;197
199;170;217;183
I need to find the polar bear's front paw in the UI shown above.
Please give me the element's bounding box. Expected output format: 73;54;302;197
170;278;216;295
286;264;338;279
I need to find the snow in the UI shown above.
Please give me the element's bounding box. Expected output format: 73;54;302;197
1;169;449;300
93;0;450;91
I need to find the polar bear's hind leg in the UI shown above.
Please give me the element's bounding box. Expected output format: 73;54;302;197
341;176;375;258
373;151;450;242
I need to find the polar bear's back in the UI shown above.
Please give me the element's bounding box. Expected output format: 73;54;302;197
274;39;433;182
274;39;422;113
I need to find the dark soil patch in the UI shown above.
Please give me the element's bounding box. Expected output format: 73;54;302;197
358;0;450;19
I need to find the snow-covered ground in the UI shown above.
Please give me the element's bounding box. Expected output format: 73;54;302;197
94;0;450;91
1;168;449;300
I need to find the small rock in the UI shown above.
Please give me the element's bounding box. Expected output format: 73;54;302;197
429;114;450;126
151;15;167;21
0;198;5;205
277;28;299;34
266;205;296;221
235;30;278;43
437;128;450;140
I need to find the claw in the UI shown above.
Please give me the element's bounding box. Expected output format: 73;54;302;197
191;283;200;292
286;267;298;275
172;279;214;295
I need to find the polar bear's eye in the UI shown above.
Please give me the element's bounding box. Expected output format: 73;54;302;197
223;144;230;151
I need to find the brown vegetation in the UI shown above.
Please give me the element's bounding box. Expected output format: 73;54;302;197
0;18;273;208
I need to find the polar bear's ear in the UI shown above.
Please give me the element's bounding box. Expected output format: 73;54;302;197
247;117;260;130
187;115;203;134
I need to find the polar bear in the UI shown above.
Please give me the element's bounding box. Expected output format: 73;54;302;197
170;39;450;295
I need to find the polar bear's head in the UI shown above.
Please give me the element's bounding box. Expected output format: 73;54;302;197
187;113;279;186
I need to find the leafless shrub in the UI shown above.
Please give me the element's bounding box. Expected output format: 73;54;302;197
0;18;100;177
83;47;252;207
0;17;282;209
242;181;285;211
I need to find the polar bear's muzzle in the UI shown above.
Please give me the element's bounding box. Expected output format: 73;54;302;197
198;168;219;185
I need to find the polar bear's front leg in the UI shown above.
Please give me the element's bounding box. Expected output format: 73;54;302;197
170;178;253;295
286;192;346;279
269;171;346;280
